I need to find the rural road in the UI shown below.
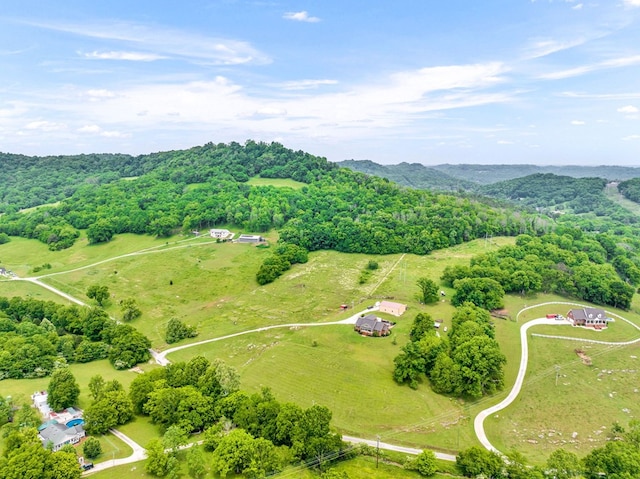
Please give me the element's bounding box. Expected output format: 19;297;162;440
84;428;146;476
153;306;378;365
343;435;457;462
473;316;570;453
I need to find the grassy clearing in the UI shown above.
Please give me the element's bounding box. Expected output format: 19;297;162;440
605;183;640;216
485;337;640;464
5;232;640;460
0;279;72;302
0;359;159;410
247;177;307;189
0;233;176;277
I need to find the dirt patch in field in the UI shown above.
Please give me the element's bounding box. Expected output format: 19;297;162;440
575;348;592;366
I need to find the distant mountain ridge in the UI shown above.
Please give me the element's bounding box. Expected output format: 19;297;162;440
428;164;640;184
336;160;475;191
337;159;640;188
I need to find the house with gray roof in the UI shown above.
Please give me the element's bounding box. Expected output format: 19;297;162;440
38;422;86;451
354;314;392;337
567;307;609;329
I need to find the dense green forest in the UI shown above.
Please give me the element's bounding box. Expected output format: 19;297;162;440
0;296;151;379
618;177;640;204
0;141;547;255
0;152;160;214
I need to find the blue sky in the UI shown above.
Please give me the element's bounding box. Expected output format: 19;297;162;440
1;1;640;165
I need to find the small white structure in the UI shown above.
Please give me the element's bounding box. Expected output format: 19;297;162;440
210;229;231;239
32;391;51;418
378;300;407;317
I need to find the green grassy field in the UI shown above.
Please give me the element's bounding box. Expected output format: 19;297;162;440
4;231;640;464
247;177;307;189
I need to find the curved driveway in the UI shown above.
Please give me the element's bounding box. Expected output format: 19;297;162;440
474;303;640;454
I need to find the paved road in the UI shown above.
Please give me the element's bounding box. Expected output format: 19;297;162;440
84;428;147;476
343;435;457;462
473;317;570;453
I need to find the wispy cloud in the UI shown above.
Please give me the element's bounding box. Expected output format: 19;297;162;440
278;79;338;90
283;11;321;23
560;91;640;100
82;51;166;61
27;20;271;65
523;37;586;59
617;105;639;113
571;120;586;125
623;134;640;140
540;55;640;80
623;0;640;7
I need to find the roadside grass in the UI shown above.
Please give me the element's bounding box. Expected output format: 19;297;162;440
247;177;307;189
91;433;133;463
115;414;161;448
0;279;72;302
84;449;462;479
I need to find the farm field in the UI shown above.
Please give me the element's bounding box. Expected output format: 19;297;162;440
3;232;640;462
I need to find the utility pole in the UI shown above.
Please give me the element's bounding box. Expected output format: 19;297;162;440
376;435;380;468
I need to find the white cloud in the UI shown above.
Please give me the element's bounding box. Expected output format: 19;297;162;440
87;89;115;98
523;38;586;59
283;11;321;23
83;51;165;61
571;120;586;125
617;105;639;113
572;3;583;9
25;120;66;131
278;79;338;91
497;140;514;144
623;0;640;7
29;20;271;66
78;124;102;133
100;130;130;138
623;134;640;140
540;55;640;80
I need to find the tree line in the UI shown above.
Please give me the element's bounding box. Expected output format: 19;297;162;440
0;296;151;379
442;230;637;310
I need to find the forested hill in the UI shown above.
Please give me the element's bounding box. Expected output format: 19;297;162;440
336;159;475;192
0;141;547;254
0;152;158;213
432;164;640;184
0;141;332;214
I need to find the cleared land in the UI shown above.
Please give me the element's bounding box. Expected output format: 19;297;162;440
3;232;640;461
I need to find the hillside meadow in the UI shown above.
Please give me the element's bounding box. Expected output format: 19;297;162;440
3;232;640;463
